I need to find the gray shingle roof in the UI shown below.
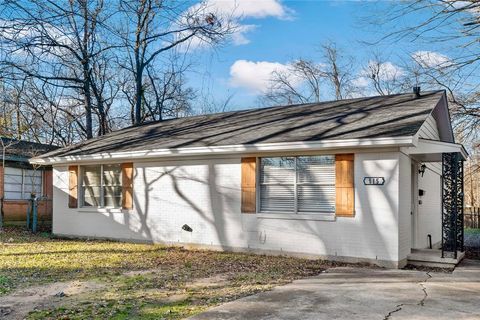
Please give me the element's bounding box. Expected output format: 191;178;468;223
0;138;58;162
39;91;445;158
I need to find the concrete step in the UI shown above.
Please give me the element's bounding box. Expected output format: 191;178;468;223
407;248;465;269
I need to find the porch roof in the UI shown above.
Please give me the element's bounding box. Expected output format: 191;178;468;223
401;138;468;162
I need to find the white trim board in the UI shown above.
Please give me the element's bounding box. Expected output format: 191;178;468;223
401;138;468;162
31;136;416;165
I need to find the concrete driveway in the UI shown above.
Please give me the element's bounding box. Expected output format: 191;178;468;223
190;259;480;320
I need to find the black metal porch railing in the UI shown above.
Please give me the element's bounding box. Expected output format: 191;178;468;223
442;152;464;259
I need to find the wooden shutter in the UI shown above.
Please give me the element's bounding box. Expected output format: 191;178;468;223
335;154;354;217
241;157;256;213
43;170;53;198
121;163;134;210
68;165;78;208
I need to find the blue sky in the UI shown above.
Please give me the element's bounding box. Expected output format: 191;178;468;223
183;0;445;111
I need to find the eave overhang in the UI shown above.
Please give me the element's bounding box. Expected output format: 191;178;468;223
401;138;469;162
30;136;417;165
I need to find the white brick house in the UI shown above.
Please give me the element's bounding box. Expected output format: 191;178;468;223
31;90;467;268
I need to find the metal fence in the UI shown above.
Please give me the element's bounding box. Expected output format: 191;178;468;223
26;196;52;232
465;207;480;229
0;196;52;233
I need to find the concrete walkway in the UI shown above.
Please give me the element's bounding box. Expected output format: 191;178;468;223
190;259;480;320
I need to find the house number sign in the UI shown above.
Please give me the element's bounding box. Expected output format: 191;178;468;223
363;177;385;185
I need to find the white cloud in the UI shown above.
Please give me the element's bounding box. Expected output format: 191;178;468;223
0;19;74;58
369;61;405;80
203;0;292;19
229;59;300;93
180;0;293;50
353;61;404;88
411;51;452;68
446;1;480;15
231;24;256;45
351;76;370;88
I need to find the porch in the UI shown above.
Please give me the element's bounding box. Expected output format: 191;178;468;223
403;138;468;268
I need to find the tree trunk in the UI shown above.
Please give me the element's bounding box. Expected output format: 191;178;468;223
97;100;107;135
82;2;93;139
135;71;143;124
91;81;108;136
83;76;93;139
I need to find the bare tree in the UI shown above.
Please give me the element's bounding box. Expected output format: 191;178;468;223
117;0;234;125
20;78;86;145
145;66;196;120
369;1;480;138
0;82;15;137
373;1;480;62
137;54;196;121
0;136;17;231
0;0;237;143
465;153;480;208
197;92;235;115
261;59;324;106
361;54;411;96
0;0;118;139
320;43;355;100
261;43;355;105
366;1;480;208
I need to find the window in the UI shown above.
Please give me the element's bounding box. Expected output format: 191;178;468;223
81;164;122;208
3;167;43;200
260;156;335;214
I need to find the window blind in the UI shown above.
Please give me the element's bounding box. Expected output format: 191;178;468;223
103;164;122;208
296;156;335;213
260;157;295;212
260;156;335;214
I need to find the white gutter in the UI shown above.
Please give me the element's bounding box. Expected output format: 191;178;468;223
30;136;417;165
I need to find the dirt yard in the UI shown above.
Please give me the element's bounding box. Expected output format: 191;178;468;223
0;227;339;319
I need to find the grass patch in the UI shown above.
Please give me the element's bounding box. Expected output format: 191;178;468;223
0;227;169;294
465;228;480;235
0;275;13;294
136;300;208;320
29;298;209;320
0;226;344;319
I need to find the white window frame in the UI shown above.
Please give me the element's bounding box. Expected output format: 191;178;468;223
80;164;122;208
258;155;336;215
3;166;43;200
